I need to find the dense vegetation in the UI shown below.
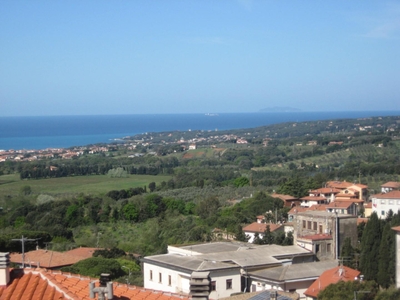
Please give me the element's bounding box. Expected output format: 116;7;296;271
1;115;400;294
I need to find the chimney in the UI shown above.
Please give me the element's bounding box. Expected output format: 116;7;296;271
0;252;10;287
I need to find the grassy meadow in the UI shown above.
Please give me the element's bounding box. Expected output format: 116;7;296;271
0;173;172;198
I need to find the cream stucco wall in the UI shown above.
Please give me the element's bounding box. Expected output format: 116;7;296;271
143;262;241;299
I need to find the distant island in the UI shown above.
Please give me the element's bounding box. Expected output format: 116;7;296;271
259;106;301;112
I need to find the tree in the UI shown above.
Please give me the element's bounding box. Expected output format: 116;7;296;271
234;224;249;242
317;280;377;300
340;237;355;269
360;212;382;281
122;203;139;222
262;225;274;245
148;182;156;192
377;222;395;288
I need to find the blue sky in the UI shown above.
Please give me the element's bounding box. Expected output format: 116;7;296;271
1;1;399;116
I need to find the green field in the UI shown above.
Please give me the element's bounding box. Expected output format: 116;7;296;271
0;173;172;198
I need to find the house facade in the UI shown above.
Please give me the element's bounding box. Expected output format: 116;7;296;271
292;211;357;260
143;242;315;299
371;190;400;219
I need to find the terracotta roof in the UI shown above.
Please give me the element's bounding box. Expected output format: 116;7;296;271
335;193;358;199
310;188;341;194
307;204;328;211
298;234;332;241
381;182;400;189
0;268;188;300
304;266;360;298
372;190;400;199
392;226;400;232
326;201;353;209
332;198;364;203
351;183;368;189
300;196;326;201
288;206;308;215
326;181;353;189
10;248;97;269
242;222;283;234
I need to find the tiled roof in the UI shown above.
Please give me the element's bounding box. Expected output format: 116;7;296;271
392;226;400;232
372;190;400;199
326;181;353;189
288;207;308;215
0;268;188;300
310;188;341;194
10;248;97;269
304;266;360;298
381;181;400;189
307;204;328;211
326;201;353;209
243;222;283;234
300;196;326;201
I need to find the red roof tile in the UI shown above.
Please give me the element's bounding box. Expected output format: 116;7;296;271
304;266;360;298
242;222;283;233
0;269;188;300
381;181;400;189
372;190;400;199
310;188;341;194
10;248;98;269
326;201;353;209
326;181;353;189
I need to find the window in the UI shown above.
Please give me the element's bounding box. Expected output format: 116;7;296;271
381;210;385;216
307;221;311;229
319;225;323;234
159;272;162;283
150;270;153;281
211;281;216;291
381;200;385;204
397;200;400;205
226;279;232;290
303;220;306;228
313;222;317;231
389;200;393;205
168;275;171;286
327;243;331;252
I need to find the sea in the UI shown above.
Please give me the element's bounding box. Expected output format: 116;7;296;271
1;111;399;151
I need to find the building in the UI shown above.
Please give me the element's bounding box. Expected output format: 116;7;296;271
292;211;358;260
242;222;284;243
303;265;360;300
392;226;400;288
371;190;400;219
271;194;300;208
247;260;337;298
0;252;188;300
143;242;315;299
381;181;400;193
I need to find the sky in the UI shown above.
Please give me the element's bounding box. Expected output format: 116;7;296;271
1;1;400;116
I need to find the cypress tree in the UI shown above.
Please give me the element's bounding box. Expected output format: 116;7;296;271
377;222;392;288
360;212;382;281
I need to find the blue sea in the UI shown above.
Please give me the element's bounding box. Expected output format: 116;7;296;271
0;111;399;151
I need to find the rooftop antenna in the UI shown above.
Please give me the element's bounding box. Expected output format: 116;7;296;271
11;235;37;268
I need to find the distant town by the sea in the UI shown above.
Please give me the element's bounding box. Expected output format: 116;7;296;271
1;111;399;151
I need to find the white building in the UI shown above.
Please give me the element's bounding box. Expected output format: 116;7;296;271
371;190;400;219
142;242;314;299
